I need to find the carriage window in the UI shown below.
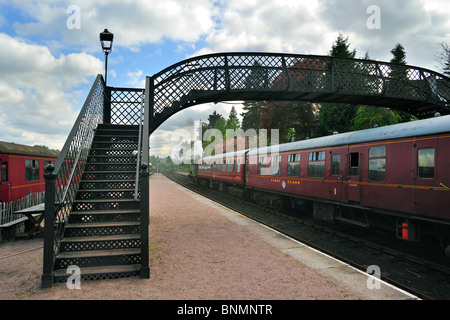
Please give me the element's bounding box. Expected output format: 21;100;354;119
258;156;271;175
44;160;54;169
287;153;301;177
227;161;234;172
368;146;386;181
25;159;40;182
308;151;325;178
1;162;7;182
349;152;359;176
418;148;435;179
271;155;281;176
369;146;386;158
331;155;340;175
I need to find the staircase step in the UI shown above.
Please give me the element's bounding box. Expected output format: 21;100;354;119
53;264;141;283
69;208;141;223
60;234;141;252
84;163;138;172
90;144;138;151
93;134;139;139
82;171;136;181
88;154;138;159
88;148;138;158
94;129;140;136
91;141;138;145
76;189;136;201
79;180;136;190
96;124;139;129
65;220;140;228
72;199;139;212
64;221;140;237
56;248;140;259
55;248;141;269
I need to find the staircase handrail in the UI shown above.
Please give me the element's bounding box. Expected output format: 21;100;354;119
42;74;106;288
134;93;145;202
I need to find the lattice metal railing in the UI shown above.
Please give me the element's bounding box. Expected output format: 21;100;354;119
149;53;450;133
42;75;106;288
110;88;145;125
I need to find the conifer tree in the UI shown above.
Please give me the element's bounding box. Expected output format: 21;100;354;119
318;34;357;134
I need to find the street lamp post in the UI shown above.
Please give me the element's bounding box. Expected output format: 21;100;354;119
100;29;114;85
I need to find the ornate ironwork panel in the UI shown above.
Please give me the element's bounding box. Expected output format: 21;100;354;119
110;88;145;125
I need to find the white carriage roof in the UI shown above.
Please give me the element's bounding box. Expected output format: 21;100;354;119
202;114;450;161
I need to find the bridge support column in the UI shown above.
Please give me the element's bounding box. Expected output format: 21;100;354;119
103;85;111;124
41;165;57;289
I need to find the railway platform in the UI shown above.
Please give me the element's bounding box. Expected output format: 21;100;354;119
148;173;417;300
0;172;419;300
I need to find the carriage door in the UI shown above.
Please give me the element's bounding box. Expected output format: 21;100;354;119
244;151;250;187
0;161;8;201
414;140;438;217
346;151;361;202
329;151;344;202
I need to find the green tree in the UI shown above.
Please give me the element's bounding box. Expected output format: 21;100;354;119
214;117;227;136
390;43;407;65
259;101;316;143
245;61;266;89
207;111;223;129
164;156;175;170
352;106;400;130
226;106;240;130
437;42;450;76
329;33;356;58
241;101;261;131
240;61;267;132
390;43;408;80
389;43;414;122
318;33;358;134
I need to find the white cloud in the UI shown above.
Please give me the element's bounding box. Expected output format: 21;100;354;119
127;69;145;87
197;0;449;72
2;0;450;157
11;0;217;52
202;0;331;54
0;33;103;149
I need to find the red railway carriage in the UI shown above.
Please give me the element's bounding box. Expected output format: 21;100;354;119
197;151;246;187
0;141;59;203
196;115;450;250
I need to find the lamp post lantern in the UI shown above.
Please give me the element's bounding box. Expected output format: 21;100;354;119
100;29;114;85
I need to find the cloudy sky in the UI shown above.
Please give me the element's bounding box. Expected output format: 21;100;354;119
0;0;449;157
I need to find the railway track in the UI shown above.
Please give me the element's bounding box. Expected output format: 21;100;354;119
164;171;450;300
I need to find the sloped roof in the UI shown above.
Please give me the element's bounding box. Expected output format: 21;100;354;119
0;141;60;158
251;114;450;156
202;114;450;161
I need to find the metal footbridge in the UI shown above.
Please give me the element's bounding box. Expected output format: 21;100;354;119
148;52;450;134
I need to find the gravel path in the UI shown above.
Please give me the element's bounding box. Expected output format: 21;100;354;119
0;173;357;300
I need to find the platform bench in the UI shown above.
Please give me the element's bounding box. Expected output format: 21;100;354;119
0;214;40;241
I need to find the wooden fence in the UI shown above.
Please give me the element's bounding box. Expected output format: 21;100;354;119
0;191;45;226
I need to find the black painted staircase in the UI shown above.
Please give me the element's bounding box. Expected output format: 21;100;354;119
53;124;143;283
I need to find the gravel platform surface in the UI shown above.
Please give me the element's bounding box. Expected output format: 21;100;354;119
0;173;412;300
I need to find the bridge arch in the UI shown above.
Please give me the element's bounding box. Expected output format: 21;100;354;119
146;52;450;135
